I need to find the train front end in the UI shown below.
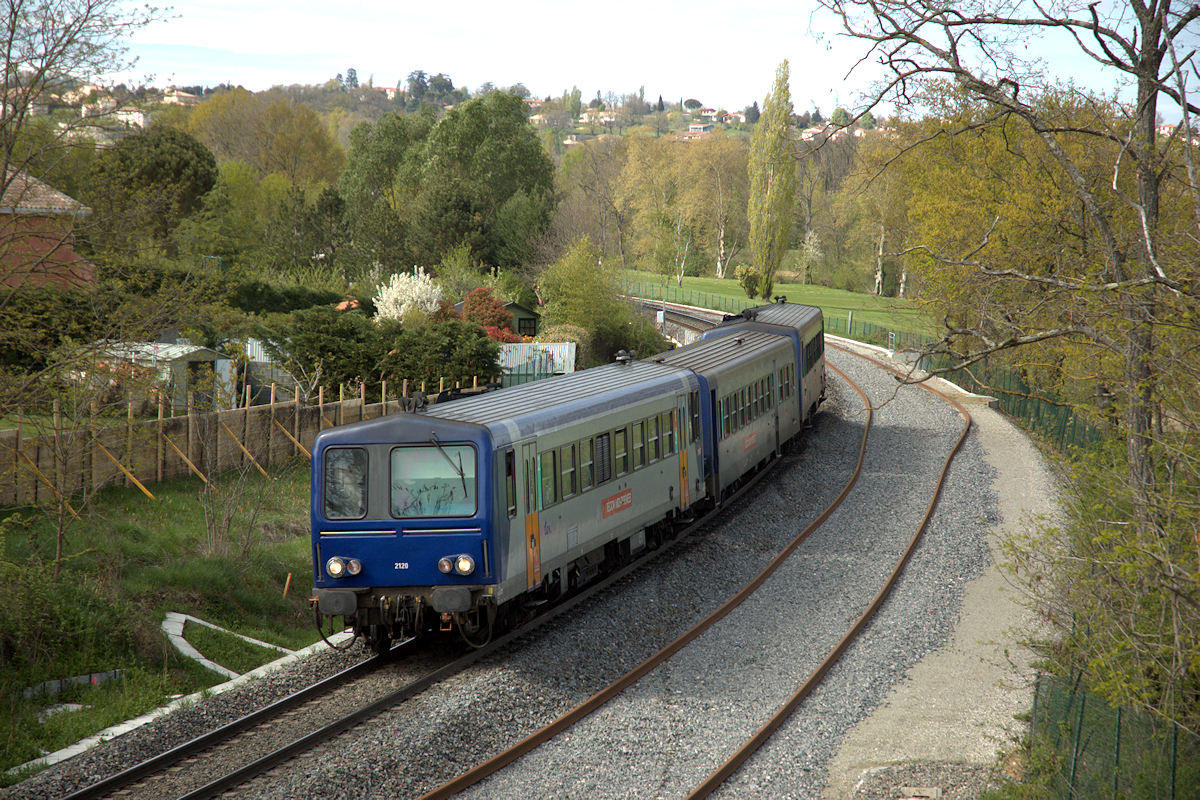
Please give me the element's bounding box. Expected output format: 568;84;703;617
310;414;497;651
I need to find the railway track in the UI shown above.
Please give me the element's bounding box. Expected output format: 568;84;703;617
61;419;806;800
49;330;973;800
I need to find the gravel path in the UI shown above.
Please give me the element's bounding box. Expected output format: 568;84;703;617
3;345;1016;800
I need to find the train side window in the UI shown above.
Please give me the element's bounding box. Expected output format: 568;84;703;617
560;443;577;499
538;450;557;509
720;397;729;437
614;427;629;476
504;450;517;518
661;412;673;456
767;375;774;409
647;416;660;462
580;438;595;490
740;387;748;427
632;421;645;469
595;432;612;484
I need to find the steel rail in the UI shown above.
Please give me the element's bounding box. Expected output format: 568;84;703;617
684;342;973;798
59;648;395;800
170;423;796;800
414;362;873;800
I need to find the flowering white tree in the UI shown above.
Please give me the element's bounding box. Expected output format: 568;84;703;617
373;267;444;321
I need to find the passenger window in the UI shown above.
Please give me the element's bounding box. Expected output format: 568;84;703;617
740;388;748;426
580;438;595;490
768;376;774;409
538;450;557;509
561;443;577;498
505;450;516;518
632;421;645;469
614;428;628;475
648;416;660;461
596;432;612;484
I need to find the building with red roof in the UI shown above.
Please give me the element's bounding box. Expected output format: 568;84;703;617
0;168;97;290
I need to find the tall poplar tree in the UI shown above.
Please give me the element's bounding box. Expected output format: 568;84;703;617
747;61;796;299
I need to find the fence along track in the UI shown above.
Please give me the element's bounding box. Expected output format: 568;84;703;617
414;361;875;800
0;379;491;508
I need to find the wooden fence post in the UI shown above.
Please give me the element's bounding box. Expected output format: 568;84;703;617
125;394;134;488
402;379;408;399
318;386;325;431
381;380;388;415
338;383;345;426
156;394;164;482
187;393;196;477
268;383;277;467
439;377;445;394
293;385;301;456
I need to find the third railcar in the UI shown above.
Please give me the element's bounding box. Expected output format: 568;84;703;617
311;300;825;650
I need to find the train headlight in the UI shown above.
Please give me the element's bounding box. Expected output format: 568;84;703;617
438;556;455;574
454;555;475;576
326;557;346;578
346;558;363;576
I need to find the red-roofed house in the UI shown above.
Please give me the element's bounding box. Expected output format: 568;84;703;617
1;168;97;290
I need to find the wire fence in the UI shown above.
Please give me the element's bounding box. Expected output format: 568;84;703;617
1032;674;1200;799
916;353;1107;452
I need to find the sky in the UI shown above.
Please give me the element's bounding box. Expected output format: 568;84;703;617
109;0;1150;118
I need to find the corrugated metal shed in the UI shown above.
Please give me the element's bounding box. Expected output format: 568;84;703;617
497;342;576;375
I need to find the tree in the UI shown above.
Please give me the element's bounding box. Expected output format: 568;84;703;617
820;0;1200;729
460;286;515;332
408;91;554;268
84;126;218;260
538;236;656;365
373;267;444;321
344;68;359;89
556;136;631;267
686;133;749;279
744;101;761;124
831;107;851;127
684;98;702;112
747;61;796;299
337;110;435;271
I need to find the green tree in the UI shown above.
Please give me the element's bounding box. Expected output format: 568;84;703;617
744;101;760;124
408;91;554;268
84;126;218;261
337;110;435;271
538;236;666;365
747;60;796;299
831;107;851;127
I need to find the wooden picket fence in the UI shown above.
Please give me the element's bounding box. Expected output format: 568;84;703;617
0;376;491;508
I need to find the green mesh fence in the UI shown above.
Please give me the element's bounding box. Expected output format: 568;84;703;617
621;280;1106;452
1032;675;1200;799
916;353;1106;452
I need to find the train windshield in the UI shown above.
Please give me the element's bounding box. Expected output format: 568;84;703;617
390;444;477;518
324;447;368;519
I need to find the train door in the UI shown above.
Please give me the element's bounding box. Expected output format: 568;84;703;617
675;394;690;509
521;441;541;589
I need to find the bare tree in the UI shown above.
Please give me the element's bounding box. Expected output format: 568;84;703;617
818;0;1200;728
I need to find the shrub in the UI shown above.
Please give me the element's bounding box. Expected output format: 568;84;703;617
734;264;762;299
461;286;515;332
373;267;444;321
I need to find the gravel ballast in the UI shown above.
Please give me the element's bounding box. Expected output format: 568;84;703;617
4;344;1037;800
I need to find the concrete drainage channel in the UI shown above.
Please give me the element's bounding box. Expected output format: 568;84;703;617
9;614;353;775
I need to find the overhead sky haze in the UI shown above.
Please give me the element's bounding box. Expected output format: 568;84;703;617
111;0;1162;117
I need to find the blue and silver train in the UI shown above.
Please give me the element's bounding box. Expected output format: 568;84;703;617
310;301;825;650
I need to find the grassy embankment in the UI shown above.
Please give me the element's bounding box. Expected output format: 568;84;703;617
0;461;318;783
619;269;937;338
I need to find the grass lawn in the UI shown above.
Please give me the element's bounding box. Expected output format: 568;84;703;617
619;269;939;341
0;460;320;782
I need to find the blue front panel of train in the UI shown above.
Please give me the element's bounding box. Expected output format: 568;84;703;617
310;416;498;591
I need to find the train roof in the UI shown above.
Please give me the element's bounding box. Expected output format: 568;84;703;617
725;302;823;330
648;330;789;384
423;359;694;447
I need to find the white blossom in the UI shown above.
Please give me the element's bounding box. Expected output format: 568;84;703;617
373;267;444;321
